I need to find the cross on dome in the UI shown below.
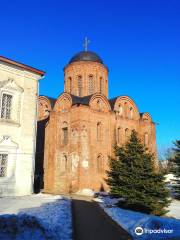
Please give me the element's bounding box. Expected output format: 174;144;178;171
83;37;90;51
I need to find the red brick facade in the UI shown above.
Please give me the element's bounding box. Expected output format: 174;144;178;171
37;53;158;194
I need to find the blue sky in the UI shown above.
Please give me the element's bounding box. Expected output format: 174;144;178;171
0;0;179;154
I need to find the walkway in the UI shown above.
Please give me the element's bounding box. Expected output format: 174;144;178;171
72;196;132;240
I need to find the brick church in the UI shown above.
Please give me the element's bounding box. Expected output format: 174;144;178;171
36;46;157;194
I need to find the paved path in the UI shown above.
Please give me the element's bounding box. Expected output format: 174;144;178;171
72;196;132;240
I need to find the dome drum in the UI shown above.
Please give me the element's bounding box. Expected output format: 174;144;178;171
64;51;108;97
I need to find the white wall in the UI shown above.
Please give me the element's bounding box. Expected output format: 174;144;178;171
0;61;41;196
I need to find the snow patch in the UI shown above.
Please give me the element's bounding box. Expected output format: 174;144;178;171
166;199;180;219
76;188;94;196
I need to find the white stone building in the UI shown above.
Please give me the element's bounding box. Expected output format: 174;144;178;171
0;56;45;196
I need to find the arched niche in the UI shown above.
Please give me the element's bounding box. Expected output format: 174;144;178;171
61;121;69;146
60;153;68;174
116;127;122;144
97;154;104;174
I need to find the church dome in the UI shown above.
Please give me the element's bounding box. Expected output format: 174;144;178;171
69;51;103;64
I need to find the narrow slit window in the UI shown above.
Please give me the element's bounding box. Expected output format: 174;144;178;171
100;77;103;93
97;155;103;173
124;102;128;118
62;127;68;145
118;104;123;116
117;127;121;144
125;128;129;141
97;122;102;141
89;75;94;94
61;154;67;173
69;77;72;93
78;76;82;97
129;107;133;119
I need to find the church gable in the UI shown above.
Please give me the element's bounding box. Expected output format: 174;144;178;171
54;93;72;112
140;112;152;123
113;96;140;120
89;94;111;112
38;96;54;120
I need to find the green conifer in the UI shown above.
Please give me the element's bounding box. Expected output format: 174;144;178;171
106;130;170;216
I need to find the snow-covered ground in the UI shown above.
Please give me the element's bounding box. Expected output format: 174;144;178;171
95;195;180;240
166;199;180;219
0;193;72;240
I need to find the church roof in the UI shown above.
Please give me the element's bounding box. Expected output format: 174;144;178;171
69;51;103;64
41;94;93;108
71;94;93;106
48;97;57;108
108;97;118;109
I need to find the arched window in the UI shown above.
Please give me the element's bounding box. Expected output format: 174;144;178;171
117;127;121;144
100;77;103;93
118;104;123;116
88;75;94;94
60;154;67;173
78;75;82;97
124;102;128;118
97;122;102;141
69;77;72;93
97;154;103;173
144;133;148;146
62;122;68;145
125;128;129;141
129;107;133;119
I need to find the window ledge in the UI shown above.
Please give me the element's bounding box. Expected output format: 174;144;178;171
0;119;20;127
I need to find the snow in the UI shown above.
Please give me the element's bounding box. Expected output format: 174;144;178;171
97;194;180;240
164;174;176;183
166;199;180;219
0;193;72;240
76;188;95;196
93;195;122;205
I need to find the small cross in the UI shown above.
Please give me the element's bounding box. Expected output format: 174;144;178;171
83;37;90;51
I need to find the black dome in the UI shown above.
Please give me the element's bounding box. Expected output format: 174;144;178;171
69;51;103;64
